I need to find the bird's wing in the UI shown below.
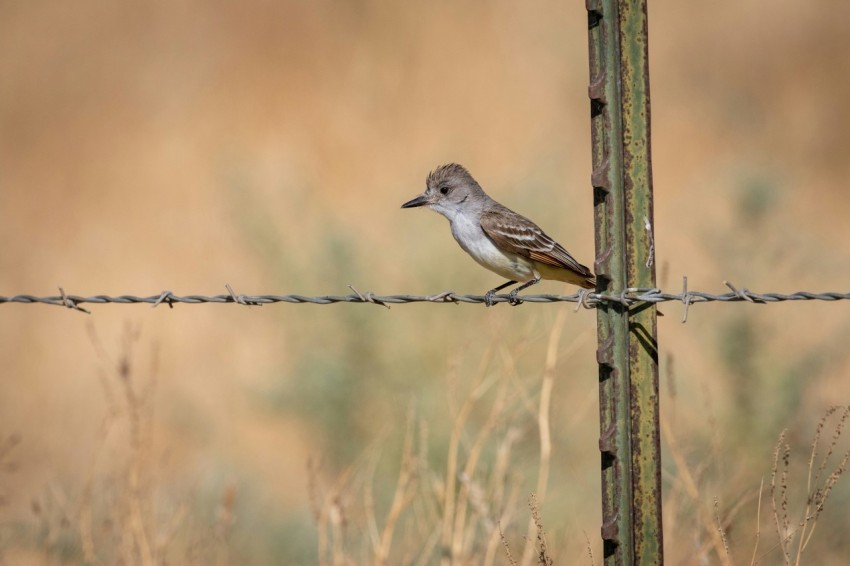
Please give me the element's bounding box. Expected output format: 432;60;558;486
480;205;594;278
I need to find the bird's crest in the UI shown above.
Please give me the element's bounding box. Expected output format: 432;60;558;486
426;163;475;188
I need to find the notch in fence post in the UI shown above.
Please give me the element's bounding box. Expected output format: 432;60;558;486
586;0;663;564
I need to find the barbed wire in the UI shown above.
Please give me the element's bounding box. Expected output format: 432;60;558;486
1;281;848;322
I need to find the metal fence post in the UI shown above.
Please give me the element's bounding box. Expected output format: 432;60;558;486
586;1;662;564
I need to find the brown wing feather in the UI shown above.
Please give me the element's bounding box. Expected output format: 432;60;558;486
480;205;595;279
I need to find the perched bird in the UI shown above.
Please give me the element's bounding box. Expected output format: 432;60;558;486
401;163;596;306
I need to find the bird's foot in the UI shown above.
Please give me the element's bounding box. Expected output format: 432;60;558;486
484;290;498;307
507;290;524;306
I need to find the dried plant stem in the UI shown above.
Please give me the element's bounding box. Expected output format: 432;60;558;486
119;346;154;566
485;474;521;566
660;412;730;564
519;307;567;566
307;458;329;566
770;430;792;565
440;356;497;565
529;494;553;565
749;477;764;566
79;384;119;565
329;498;345;566
499;522;519;566
583;530;596;566
713;497;731;563
796;406;850;563
452;369;509;559
375;410;418;565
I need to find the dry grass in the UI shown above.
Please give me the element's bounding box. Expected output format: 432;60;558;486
664;405;850;566
15;324;245;565
303;315;574;565
3;313;849;564
661;409;733;564
764;406;850;566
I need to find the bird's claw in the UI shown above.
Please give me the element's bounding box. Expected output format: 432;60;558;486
508;291;523;306
484;290;497;307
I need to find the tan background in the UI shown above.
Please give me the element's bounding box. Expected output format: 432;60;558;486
2;1;850;563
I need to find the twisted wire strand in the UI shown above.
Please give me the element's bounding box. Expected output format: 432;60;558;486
2;283;849;318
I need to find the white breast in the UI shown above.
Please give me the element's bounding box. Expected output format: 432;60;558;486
449;212;535;282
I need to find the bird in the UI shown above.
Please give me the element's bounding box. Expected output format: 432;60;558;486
401;163;596;307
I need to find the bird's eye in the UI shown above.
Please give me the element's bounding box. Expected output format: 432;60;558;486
440;186;451;195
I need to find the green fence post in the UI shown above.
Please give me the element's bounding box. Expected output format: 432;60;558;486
586;1;662;563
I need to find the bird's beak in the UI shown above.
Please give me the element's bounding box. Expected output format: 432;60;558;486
401;194;429;209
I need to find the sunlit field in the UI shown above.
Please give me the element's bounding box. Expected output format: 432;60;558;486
2;1;850;564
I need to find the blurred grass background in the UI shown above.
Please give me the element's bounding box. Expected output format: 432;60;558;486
2;0;850;563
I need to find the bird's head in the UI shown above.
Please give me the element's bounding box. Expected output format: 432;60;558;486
401;163;486;220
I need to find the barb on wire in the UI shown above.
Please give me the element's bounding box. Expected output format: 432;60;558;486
58;286;91;314
348;284;390;309
681;276;692;324
225;283;264;307
152;290;175;309
2;282;849;321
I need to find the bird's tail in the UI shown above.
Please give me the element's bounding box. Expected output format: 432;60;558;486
580;275;597;290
